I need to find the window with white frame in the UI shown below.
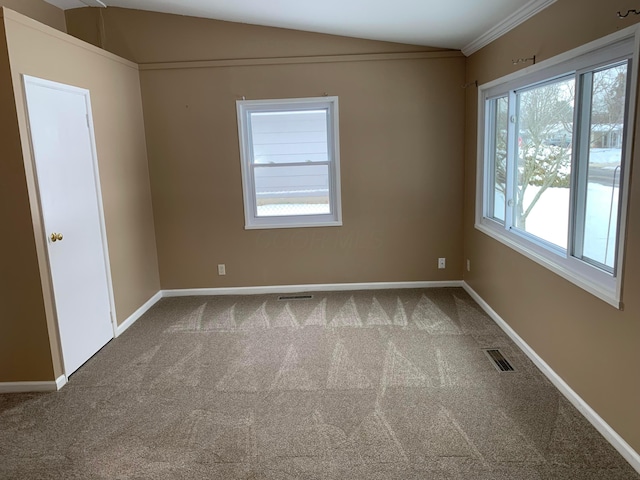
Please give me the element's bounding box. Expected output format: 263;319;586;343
236;96;342;229
476;28;638;308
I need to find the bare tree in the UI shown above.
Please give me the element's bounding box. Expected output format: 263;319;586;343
493;65;626;229
514;80;574;228
493;80;573;228
590;65;626;148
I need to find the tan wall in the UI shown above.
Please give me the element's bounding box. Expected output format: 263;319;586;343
49;0;640;456
0;0;65;32
67;8;466;289
65;7;437;64
0;19;54;382
464;0;640;453
0;8;160;380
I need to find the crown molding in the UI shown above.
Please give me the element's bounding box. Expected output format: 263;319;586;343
462;0;557;57
79;0;106;7
43;0;105;9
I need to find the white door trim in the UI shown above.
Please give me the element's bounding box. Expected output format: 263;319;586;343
21;75;118;373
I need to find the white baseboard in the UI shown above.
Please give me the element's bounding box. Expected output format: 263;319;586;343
0;291;163;393
0;380;57;393
3;282;461;394
55;374;67;390
115;282;459;335
162;280;463;297
115;290;163;337
462;281;640;475
0;375;67;393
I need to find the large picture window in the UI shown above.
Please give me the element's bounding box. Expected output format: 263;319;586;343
476;29;638;307
236;97;342;229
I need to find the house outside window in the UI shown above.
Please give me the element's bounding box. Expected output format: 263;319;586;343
475;28;639;308
236;96;342;229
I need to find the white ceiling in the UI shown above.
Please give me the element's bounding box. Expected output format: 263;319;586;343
44;0;556;55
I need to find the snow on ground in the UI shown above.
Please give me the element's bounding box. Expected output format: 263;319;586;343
520;186;570;249
491;148;622;267
523;183;619;267
257;204;330;216
583;184;619;266
590;148;622;165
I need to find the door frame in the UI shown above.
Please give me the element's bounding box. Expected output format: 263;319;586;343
21;75;118;377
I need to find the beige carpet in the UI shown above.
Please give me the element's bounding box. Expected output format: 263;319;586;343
0;288;637;479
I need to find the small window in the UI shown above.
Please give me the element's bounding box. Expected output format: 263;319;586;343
236;97;342;229
476;29;638;308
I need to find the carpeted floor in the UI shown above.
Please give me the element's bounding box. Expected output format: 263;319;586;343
0;288;637;479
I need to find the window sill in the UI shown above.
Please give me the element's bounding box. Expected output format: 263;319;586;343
475;220;621;309
245;220;343;230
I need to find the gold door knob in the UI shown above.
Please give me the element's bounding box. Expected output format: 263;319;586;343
50;233;63;242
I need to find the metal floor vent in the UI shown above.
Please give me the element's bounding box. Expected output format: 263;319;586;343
278;295;313;301
484;349;515;372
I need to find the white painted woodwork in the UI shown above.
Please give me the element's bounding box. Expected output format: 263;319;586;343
42;0;556;53
24;76;114;376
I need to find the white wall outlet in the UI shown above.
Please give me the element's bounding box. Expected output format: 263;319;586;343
217;264;226;275
438;258;446;269
466;259;471;272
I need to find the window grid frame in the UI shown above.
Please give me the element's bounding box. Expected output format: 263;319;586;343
475;27;640;308
236;96;342;230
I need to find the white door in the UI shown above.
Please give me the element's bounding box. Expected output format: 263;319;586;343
23;76;114;377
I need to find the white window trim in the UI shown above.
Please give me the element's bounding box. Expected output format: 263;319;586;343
475;25;640;309
236;96;342;230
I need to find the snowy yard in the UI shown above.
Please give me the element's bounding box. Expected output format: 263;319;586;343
493;148;622;267
590;148;624;164
257;203;330;216
523;183;619;266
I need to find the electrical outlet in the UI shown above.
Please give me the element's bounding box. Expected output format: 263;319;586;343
438;258;446;269
218;264;226;275
466;259;471;272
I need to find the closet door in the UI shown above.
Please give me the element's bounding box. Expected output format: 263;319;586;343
24;75;114;376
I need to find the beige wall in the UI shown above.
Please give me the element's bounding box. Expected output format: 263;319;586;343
0;8;160;381
67;8;466;289
21;0;640;459
0;19;54;382
464;0;640;453
0;0;65;32
65;7;436;64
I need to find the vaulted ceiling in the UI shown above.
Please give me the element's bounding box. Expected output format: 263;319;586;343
44;0;556;55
